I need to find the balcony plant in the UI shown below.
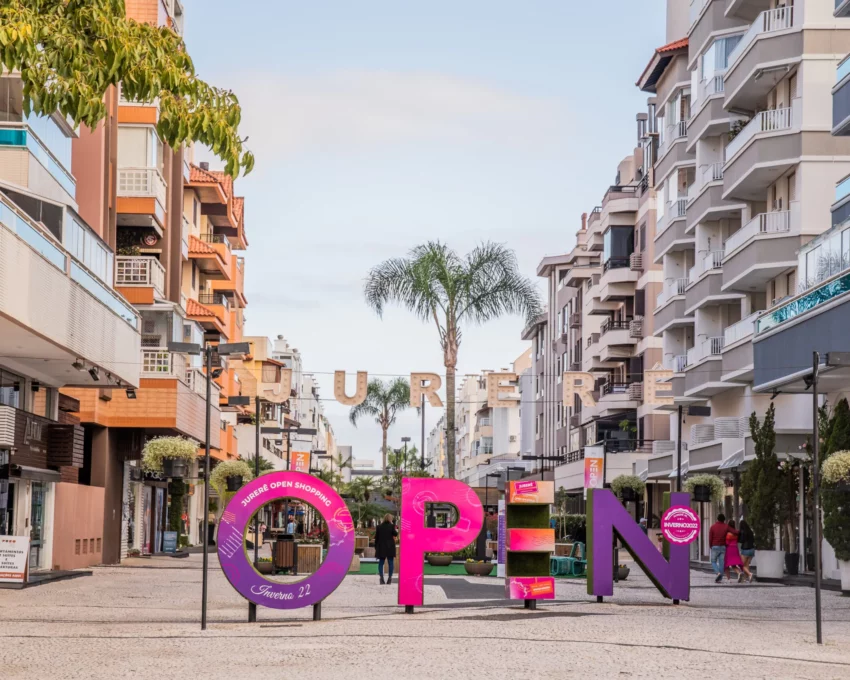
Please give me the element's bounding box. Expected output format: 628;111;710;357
740;404;785;579
822;450;850;591
142;436;198;478
610;475;645;503
728;119;748;142
684;474;725;504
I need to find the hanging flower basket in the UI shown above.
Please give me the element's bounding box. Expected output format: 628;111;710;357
210;459;254;497
684;474;725;503
823;451;850;491
226;475;244;492
142;436;198;475
610;475;645;502
162;458;189;479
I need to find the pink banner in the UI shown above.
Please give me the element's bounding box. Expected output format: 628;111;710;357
506;528;555;553
508;480;554;504
398;478;483;607
506;577;555;600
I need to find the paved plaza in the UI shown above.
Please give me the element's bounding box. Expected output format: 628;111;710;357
0;556;849;679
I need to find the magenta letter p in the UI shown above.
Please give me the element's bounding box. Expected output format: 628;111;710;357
399;477;483;607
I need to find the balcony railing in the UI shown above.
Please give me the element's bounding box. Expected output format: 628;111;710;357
665;354;688;373
702;161;724;186
699;74;725;101
727;6;794;73
657;277;688;307
757;269;850;334
724;311;760;346
686;336;725;366
0;123;76;197
836;174;850;204
601;318;632;335
603;257;630;272
726;103;794;160
116;256;165;298
199;292;230;310
600;382;631;397
724;209;791;255
673;198;688;219
118;167;167;206
569;312;582;328
142;349;187;378
838;54;850;84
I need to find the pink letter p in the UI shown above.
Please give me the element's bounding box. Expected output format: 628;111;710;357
399;477;483;607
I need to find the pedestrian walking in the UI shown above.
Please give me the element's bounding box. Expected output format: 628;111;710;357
286;517;297;536
709;513;731;583
639;518;648;535
738;518;755;582
375;513;398;585
724;519;744;582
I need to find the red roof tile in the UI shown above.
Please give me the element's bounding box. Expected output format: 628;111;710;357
187;234;215;254
658;37;688;53
186;298;215;318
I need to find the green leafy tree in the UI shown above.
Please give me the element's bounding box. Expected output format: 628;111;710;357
167;479;185;542
741;403;783;550
238;455;275;475
364;241;542;478
0;0;253;176
349;378;411;473
826;398;850;456
348;476;376;503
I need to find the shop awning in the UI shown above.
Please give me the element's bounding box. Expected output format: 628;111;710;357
668;461;689;479
11;465;61;483
718;449;745;471
639;469;649;482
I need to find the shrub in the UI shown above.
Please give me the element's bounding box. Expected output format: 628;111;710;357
823;450;850;562
823;450;850;486
741;404;783;550
141;436;198;472
611;475;646;498
684;474;726;503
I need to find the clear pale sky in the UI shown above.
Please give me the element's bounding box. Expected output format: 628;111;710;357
186;0;667;462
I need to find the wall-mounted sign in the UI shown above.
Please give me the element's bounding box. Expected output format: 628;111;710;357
289;451;310;473
0;536;30;585
143;233;159;246
218;472;354;609
583;445;604;499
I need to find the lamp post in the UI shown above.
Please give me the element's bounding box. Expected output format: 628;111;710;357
420;381;426;471
170;341;250;631
401;436;411;473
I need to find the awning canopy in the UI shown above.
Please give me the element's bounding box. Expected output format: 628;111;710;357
668;461;689;479
10;465;61;483
718;449;745;471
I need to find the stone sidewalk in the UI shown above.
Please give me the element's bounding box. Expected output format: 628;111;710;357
0;555;849;679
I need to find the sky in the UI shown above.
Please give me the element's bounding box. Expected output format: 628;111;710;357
186;0;667;463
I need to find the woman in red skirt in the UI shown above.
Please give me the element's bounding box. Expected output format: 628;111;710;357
724;519;745;582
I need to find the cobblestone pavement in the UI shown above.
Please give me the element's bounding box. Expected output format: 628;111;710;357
1;556;849;679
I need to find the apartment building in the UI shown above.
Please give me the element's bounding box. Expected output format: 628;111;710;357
626;0;850;561
0;72;141;573
427;414;447;477
744;0;850;581
522;117;671;510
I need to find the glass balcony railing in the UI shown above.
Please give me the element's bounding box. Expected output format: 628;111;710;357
836;175;850;204
757;271;850;334
838;56;850;84
0;124;76;197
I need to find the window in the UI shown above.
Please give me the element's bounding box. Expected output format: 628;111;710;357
786;271;796;296
63;213;113;285
0;369;23;409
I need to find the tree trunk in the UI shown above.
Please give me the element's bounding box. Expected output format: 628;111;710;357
445;365;457;478
381;424;388;474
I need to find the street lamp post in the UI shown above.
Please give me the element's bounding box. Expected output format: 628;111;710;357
170;341;249;632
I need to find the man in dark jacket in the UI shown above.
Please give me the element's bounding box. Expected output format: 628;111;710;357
375;514;398;585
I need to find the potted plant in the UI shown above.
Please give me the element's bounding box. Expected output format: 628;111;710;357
464;559;495;576
822;450;850;592
684;474;725;504
617;564;630;580
257;557;274;575
611;475;645;504
427;552;453;567
210;459;254;501
142;436;198;479
741;404;785;579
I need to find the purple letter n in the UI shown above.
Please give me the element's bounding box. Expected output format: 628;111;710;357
587;489;690;601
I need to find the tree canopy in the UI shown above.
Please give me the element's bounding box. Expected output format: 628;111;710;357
0;0;253;177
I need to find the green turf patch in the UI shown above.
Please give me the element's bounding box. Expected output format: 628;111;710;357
357;562;496;576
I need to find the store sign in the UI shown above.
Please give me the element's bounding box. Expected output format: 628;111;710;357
0;536;30;584
588;489;690;602
288;451;310;473
218;472;353;609
583;445;604;499
661;506;701;545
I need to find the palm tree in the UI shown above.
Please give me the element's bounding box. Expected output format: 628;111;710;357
349;378;411;473
364;241;542;478
349;476;376;503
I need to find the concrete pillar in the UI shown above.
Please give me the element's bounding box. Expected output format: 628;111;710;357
89;427;124;564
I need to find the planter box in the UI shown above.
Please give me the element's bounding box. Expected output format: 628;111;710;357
362;547;376;558
355;535;369;554
296;543;323;574
464;562;495;576
754;550;785;579
349;554;361;573
257;561;274;575
427;555;453;567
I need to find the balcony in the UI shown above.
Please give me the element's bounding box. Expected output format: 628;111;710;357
686;336;725;366
654;213;694;263
834;56;850;136
724;7;796;111
665;354;688;374
564;262;600;287
569;312;582;329
722;312;760;383
689;250;724;285
688;162;744;232
0;193;140;389
141;349;187;379
210;254;246;304
117;167;167;230
188;234;232;279
656;277;688;308
656;122;694;182
722;206;800;292
116;256;165;304
838;0;850;18
599;258;639;302
0;122;76;200
602;185;639;214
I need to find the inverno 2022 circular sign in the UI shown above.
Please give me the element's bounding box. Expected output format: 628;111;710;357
217;471;354;609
